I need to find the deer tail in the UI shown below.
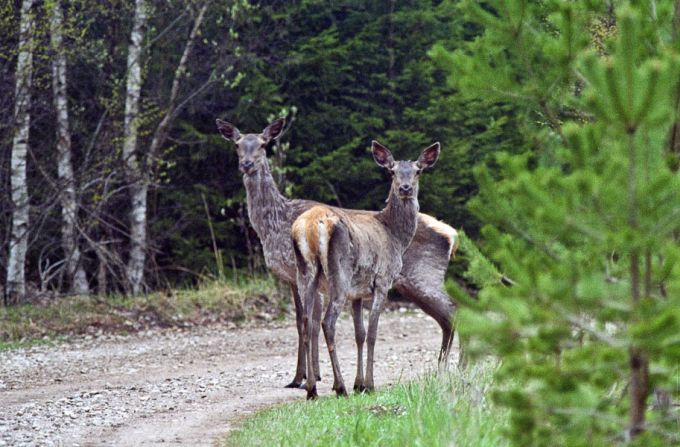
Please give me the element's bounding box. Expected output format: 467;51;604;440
292;206;338;278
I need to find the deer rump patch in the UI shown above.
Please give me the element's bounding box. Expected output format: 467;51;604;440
419;214;459;259
292;206;340;274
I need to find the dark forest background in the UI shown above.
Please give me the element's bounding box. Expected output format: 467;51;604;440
0;0;524;296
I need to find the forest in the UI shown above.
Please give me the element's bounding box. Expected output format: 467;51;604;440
3;0;680;445
1;0;522;300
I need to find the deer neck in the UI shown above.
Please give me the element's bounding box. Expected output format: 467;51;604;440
242;160;289;239
377;189;420;251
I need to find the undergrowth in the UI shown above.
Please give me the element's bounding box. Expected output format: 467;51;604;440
0;275;283;349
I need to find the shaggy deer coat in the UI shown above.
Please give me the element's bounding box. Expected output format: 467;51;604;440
293;142;440;399
216;119;458;389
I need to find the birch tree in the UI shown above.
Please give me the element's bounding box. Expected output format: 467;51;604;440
144;1;211;270
6;0;35;305
122;0;149;295
49;0;89;295
124;0;210;294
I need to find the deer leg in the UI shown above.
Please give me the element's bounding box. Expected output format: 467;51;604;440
394;279;458;368
312;290;322;381
364;292;386;392
322;224;350;397
322;292;348;397
351;299;366;392
285;285;307;389
398;233;461;368
301;271;320;400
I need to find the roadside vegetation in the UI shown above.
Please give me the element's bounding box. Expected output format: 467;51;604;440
225;360;506;447
0;275;283;350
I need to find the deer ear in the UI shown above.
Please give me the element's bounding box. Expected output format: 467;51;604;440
216;119;241;142
372;141;395;169
263;118;285;142
417;142;440;169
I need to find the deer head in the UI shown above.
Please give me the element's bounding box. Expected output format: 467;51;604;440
372;141;440;200
216;118;285;175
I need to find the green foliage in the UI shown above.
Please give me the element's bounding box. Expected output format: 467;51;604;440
437;1;680;445
147;0;526;285
2;0;525;292
264;1;524;224
225;362;507;447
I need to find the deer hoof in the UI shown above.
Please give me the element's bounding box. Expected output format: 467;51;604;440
306;386;318;400
353;384;366;393
335;385;348;397
284;380;304;389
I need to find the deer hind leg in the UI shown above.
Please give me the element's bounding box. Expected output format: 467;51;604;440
301;271;321;400
351;299;366;392
295;240;320;400
311;289;322;381
364;289;387;393
322;291;348;397
322;225;351;397
395;279;457;368
395;236;459;368
286;285;307;389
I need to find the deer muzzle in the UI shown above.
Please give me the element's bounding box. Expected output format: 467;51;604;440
239;160;255;174
398;185;414;198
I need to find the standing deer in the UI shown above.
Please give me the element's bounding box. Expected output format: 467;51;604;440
293;141;440;399
216;118;458;389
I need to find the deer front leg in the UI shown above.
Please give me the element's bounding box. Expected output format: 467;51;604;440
364;291;387;393
351;299;366;392
286;285;307;389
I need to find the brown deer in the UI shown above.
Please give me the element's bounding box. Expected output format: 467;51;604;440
293;141;439;399
216;118;458;389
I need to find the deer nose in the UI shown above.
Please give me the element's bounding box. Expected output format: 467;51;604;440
399;185;413;196
240;160;254;172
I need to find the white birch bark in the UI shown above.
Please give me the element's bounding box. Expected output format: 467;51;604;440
134;2;208;292
6;0;35;305
50;0;88;295
122;0;148;295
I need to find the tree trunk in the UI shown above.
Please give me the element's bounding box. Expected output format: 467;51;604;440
144;1;209;286
50;0;88;295
122;0;149;295
6;0;35;306
627;132;648;437
629;346;649;437
668;0;680;162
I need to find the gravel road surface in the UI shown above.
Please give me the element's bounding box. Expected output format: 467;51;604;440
0;310;447;446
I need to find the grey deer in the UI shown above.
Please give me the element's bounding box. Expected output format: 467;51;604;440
293;141;440;399
216;118;458;388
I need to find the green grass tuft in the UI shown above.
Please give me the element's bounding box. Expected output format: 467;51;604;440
226;360;507;447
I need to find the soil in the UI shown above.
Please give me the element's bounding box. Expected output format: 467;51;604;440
0;309;450;446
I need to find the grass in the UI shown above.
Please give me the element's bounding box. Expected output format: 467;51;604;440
0;275;283;350
225;360;507;447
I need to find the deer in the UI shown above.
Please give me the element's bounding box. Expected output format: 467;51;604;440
293;141;440;399
215;118;459;389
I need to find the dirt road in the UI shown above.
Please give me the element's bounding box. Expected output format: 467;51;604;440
0;310;447;446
